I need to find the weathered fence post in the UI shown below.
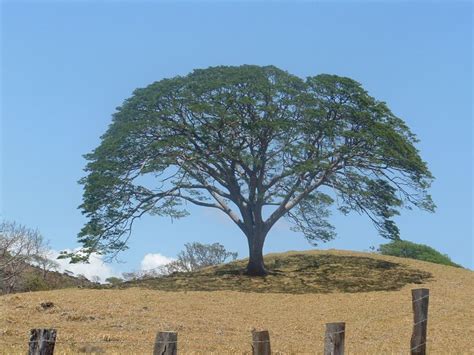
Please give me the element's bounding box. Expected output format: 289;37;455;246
153;331;177;355
251;330;271;355
324;322;345;355
411;288;429;355
28;328;57;355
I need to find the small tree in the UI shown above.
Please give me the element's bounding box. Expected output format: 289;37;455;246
0;221;45;293
63;270;74;277
166;242;238;273
378;240;462;268
31;253;60;280
23;273;49;292
69;65;435;276
75;273;90;287
122;271;141;281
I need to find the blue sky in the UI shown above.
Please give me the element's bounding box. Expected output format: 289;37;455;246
1;1;472;278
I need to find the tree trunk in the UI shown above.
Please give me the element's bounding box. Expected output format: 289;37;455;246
245;232;267;276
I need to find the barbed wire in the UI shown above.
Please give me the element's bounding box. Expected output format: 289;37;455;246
412;294;429;303
0;341;436;354
0;292;433;351
334;291;430;353
325;330;344;335
413;318;428;326
411;342;427;351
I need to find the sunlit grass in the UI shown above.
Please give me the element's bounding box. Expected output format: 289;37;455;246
122;250;432;294
1;250;472;354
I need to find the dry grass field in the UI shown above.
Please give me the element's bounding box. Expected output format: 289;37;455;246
1;249;473;354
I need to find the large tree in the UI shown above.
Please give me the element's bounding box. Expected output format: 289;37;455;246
67;65;435;276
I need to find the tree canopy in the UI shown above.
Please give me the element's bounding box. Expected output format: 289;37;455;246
65;65;435;275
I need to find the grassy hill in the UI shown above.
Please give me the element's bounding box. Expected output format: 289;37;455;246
0;260;96;295
120;250;432;293
1;249;472;354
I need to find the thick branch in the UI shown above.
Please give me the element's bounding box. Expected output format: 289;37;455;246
265;159;342;230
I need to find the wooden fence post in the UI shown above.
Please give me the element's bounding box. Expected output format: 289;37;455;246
411;288;429;355
252;330;271;355
28;329;57;355
324;322;345;355
153;331;177;355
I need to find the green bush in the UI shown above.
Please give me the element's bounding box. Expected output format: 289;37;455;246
378;240;462;268
105;277;124;286
23;273;50;292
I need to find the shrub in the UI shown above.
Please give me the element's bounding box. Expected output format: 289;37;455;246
105;277;123;285
378;240;462;268
23;273;49;291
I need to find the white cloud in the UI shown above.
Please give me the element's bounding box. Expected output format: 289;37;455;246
48;250;119;283
140;253;174;271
